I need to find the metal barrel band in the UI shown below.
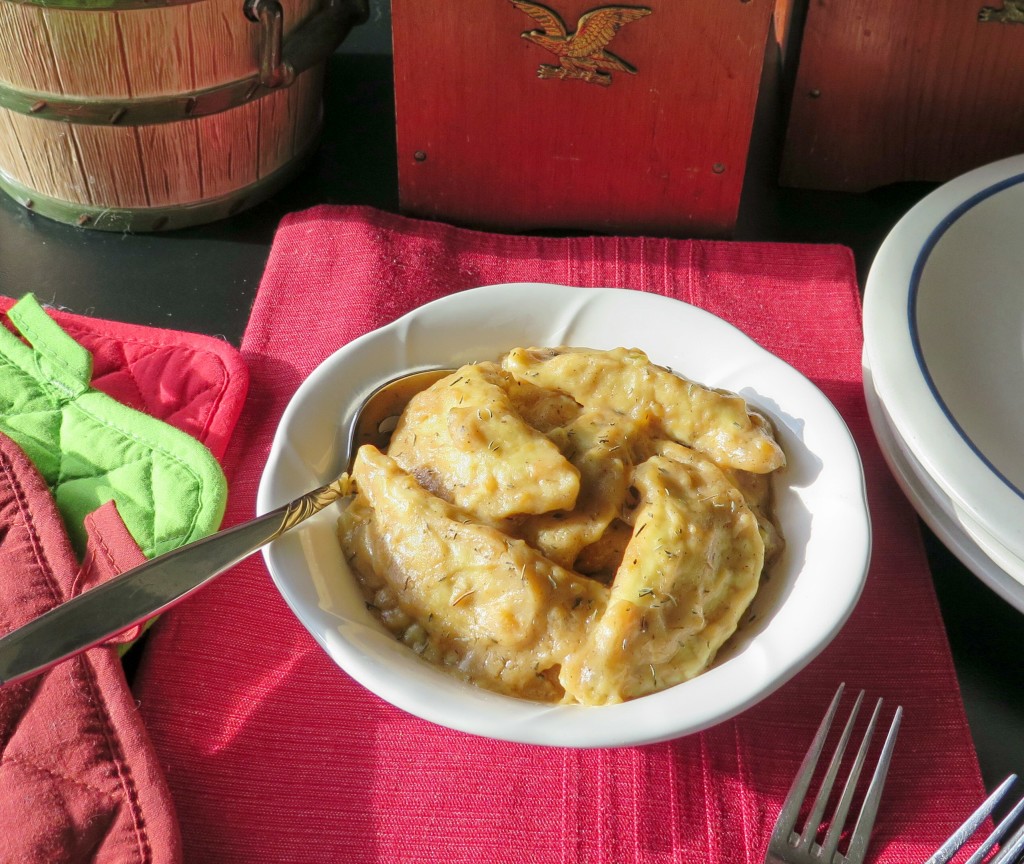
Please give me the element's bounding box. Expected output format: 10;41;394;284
0;124;320;233
0;76;279;127
0;0;368;125
5;0;202;8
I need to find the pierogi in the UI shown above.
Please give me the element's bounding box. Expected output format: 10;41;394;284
337;347;785;705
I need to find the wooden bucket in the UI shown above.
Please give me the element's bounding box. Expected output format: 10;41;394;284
0;0;367;231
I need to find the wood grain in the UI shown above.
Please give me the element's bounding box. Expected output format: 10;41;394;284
781;0;1024;191
393;0;776;237
0;0;324;217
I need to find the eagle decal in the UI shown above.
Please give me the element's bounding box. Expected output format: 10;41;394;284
509;1;652;87
978;0;1024;22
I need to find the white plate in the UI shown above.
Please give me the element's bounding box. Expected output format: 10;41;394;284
864;154;1024;563
257;283;870;748
864;356;1024;613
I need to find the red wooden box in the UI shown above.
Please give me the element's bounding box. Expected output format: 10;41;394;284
392;0;777;238
780;0;1024;192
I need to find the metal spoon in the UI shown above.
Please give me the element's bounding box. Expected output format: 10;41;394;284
0;366;454;687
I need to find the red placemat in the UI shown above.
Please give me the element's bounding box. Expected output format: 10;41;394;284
134;205;986;863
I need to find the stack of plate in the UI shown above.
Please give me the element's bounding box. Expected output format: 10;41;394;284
863;154;1024;613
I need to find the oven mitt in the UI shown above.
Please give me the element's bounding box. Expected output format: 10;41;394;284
0;430;182;864
0;294;227;561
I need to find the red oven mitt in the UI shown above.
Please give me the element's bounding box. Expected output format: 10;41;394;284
0;430;181;863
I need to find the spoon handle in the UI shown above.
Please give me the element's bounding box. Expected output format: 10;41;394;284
0;478;348;687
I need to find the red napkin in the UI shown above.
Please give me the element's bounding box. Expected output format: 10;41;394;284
134;206;987;863
0;299;249;863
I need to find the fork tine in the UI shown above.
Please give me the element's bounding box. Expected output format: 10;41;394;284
821;695;880;860
968;791;1024;864
771;683;847;846
798;690;865;853
841;703;901;864
925;775;1018;864
766;685;901;864
988;805;1024;864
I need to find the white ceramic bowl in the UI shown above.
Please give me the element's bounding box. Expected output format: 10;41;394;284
864;154;1024;566
864;357;1024;612
257;283;870;748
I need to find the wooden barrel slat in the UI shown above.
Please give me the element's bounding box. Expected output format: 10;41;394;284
117;9;196;96
137;122;203;206
45;127;89;201
74;124;150;206
44;10;133;97
0;7;62;92
198;97;260;198
0;108;86;200
0;0;266;96
187;0;259;89
261;76;288;178
0;0;334;230
0;109;36;184
259;65;319;178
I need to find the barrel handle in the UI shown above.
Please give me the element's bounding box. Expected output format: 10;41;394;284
245;0;370;89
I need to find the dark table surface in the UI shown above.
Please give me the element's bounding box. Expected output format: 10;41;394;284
1;52;1020;795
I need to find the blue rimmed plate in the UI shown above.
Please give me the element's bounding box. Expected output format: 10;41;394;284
864;153;1024;588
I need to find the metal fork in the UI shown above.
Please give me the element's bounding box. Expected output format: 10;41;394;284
925;774;1024;864
765;683;902;864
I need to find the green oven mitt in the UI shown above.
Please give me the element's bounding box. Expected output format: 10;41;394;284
0;294;227;560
